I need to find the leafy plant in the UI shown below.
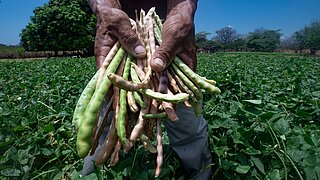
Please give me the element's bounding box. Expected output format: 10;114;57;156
198;52;320;179
1;52;319;179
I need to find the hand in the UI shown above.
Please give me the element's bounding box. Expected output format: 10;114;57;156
93;3;146;69
151;0;198;72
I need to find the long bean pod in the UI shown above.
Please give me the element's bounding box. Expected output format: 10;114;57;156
72;69;100;129
117;55;132;146
173;57;221;94
131;66;189;103
171;63;203;100
168;68;198;103
77;47;125;158
155;119;163;177
143;112;167;119
108;73;149;91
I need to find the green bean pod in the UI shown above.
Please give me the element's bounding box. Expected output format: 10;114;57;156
77;47;125;158
130;66;189;103
129;64;146;108
133;91;146;108
152;19;162;44
171;63;203;101
168;68;198;103
118;88;129;146
191;101;202;117
117;55;132;146
72;69;100;129
143;112;168;119
173;57;221;94
143;89;189;103
130;64;141;83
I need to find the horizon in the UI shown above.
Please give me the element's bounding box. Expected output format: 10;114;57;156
0;0;320;45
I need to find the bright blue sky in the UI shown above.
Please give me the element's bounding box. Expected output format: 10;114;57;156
0;0;320;45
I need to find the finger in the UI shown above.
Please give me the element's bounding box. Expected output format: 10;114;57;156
106;9;146;58
176;29;197;71
151;13;192;72
151;24;181;72
94;25;117;69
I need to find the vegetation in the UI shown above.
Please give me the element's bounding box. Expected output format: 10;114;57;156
195;27;281;53
20;0;96;56
246;28;281;52
1;52;319;179
0;44;24;54
295;20;320;54
195;21;320;54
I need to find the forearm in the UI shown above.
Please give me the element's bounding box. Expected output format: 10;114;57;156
87;0;121;15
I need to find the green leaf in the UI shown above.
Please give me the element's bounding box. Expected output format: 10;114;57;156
267;169;280;180
273;118;290;135
17;148;30;165
304;166;317;180
13;125;26;132
41;148;54;156
243;99;262;105
221;160;234;170
287;149;309;163
251;157;265;174
82;173;98;180
304;134;318;146
43;123;55;133
303;155;318;166
234;164;251;174
243;147;261;155
62;149;72;155
53;171;64;180
1;168;21;177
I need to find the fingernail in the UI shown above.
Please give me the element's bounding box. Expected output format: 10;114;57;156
134;45;146;55
154;58;164;68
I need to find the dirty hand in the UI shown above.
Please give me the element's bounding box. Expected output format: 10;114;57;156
92;0;146;69
151;0;198;72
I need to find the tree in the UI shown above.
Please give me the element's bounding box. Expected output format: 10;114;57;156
232;36;247;51
214;26;237;50
195;32;222;52
20;0;96;56
247;28;281;52
280;35;301;53
294;30;307;53
195;31;211;49
300;20;320;54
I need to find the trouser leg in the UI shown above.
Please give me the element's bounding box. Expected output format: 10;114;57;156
165;103;212;179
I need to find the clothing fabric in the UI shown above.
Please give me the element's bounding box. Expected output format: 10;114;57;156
165;102;212;179
82;102;212;179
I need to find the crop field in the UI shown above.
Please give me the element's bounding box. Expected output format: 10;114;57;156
0;52;319;179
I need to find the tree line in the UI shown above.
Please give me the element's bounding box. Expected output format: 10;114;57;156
196;21;320;54
19;0;320;56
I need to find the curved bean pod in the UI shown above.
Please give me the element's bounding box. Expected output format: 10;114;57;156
77;47;125;158
173;57;221;94
72;69;100;129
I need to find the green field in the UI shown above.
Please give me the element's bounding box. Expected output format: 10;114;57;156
0;53;319;179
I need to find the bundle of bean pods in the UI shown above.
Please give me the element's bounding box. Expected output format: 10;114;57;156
72;8;220;177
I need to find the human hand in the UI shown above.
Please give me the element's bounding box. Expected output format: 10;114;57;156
151;0;198;72
93;1;146;69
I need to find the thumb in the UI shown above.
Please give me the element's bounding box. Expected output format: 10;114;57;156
106;12;146;58
151;44;176;72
